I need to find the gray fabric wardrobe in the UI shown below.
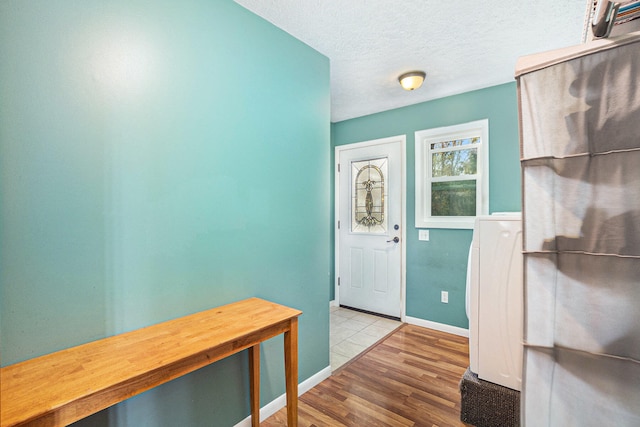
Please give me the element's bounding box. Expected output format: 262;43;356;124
516;31;640;425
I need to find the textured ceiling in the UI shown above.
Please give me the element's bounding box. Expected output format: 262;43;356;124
235;0;589;122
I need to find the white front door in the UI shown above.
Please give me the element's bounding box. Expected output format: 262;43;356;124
336;136;405;318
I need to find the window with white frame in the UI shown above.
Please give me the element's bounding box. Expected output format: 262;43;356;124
415;119;489;229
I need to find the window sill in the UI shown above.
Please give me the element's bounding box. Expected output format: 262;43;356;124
415;217;475;229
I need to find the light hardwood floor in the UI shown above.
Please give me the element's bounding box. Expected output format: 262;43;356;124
262;324;471;426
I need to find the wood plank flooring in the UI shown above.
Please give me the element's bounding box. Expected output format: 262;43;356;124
262;324;471;427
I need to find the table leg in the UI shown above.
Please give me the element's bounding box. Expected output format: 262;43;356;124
284;317;298;426
249;344;260;427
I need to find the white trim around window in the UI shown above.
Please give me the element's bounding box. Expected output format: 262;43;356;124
415;119;489;229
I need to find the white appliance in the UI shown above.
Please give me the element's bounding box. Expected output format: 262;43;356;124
466;213;523;391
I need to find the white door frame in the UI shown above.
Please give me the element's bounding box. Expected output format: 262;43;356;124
334;135;407;321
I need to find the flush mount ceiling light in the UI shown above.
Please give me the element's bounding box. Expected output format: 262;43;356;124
398;71;426;91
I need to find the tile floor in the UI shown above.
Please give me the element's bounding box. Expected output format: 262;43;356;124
330;305;402;371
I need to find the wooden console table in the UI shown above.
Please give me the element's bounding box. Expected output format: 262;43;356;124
1;298;301;427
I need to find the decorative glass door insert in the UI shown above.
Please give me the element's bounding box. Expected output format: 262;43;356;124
351;157;387;233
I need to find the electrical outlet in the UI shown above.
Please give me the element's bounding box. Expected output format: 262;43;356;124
418;229;430;241
441;291;449;303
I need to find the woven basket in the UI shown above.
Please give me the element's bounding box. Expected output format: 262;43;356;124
459;367;520;427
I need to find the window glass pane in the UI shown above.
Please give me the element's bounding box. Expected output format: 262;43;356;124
431;180;476;216
432;147;477;178
430;137;479;150
351;157;387;233
415;120;488;228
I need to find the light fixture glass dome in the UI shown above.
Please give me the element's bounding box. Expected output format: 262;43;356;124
398;71;426;90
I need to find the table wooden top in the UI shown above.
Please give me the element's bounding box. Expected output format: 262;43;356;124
1;297;302;427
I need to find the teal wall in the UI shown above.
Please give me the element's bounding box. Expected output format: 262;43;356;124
331;83;520;328
0;1;330;426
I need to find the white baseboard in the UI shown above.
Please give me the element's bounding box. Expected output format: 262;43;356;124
234;366;332;427
329;299;338;307
405;316;469;338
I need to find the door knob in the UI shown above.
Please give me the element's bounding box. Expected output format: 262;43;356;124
387;236;400;243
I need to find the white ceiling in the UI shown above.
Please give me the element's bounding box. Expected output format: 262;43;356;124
235;0;589;122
